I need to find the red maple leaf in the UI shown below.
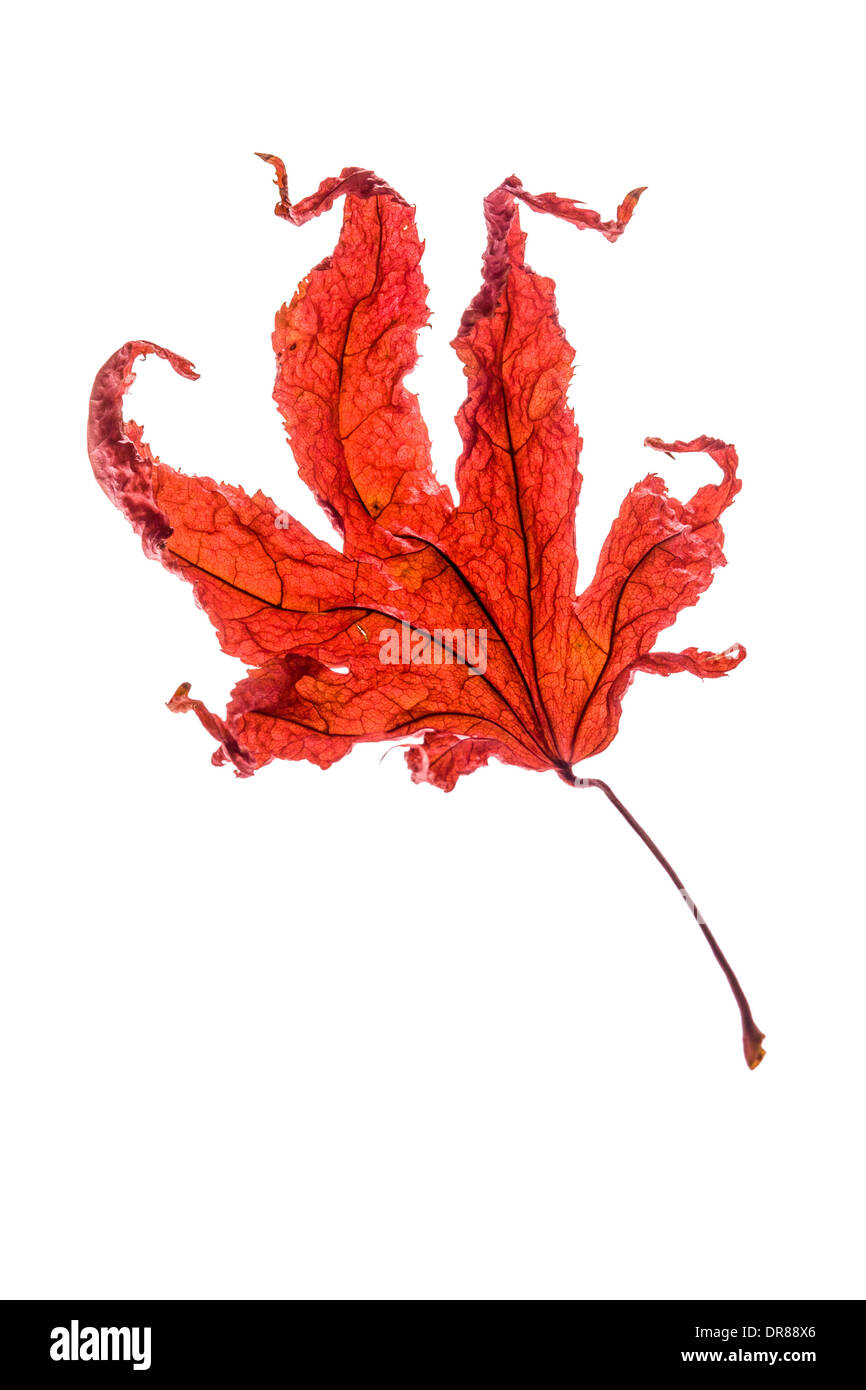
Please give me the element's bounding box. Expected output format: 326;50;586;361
87;158;764;1069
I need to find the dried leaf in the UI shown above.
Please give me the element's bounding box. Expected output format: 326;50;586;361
88;164;742;790
88;161;762;1069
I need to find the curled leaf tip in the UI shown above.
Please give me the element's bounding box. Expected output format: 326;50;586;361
176;360;198;381
167;681;192;710
165;682;256;777
617;185;647;224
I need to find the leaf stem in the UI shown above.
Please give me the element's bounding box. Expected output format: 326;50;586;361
573;776;765;1069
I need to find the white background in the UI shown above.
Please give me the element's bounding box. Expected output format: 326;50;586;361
2;1;863;1300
